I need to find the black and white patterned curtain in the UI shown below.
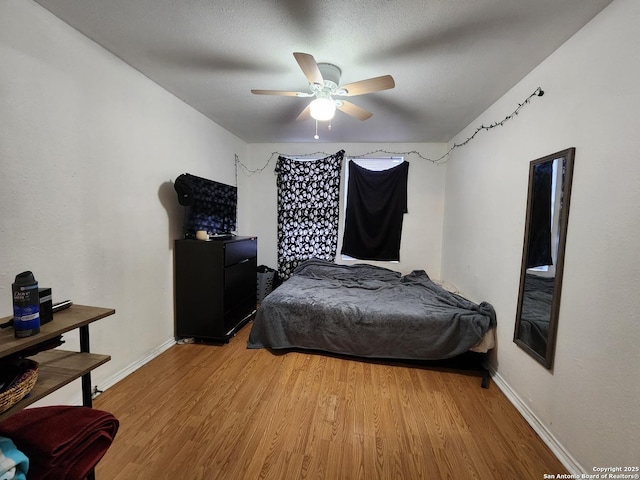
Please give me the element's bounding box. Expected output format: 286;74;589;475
276;150;344;280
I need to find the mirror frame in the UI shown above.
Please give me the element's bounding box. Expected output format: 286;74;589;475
513;147;575;369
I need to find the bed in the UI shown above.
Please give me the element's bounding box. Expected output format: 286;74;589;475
247;258;496;386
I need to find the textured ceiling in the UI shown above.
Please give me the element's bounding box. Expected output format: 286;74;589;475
34;0;614;143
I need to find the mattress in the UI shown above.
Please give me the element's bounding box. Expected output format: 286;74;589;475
248;259;497;361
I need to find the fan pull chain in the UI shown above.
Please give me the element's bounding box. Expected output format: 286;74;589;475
314;120;319;140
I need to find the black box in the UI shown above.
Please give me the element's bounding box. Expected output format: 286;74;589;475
39;287;53;325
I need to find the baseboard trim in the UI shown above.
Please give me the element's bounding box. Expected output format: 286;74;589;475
98;337;176;393
489;367;585;475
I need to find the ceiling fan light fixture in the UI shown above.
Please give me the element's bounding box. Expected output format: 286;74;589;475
309;97;336;121
252;53;391;123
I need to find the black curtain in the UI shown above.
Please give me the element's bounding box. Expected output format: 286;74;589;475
527;161;553;268
276;150;344;280
341;161;409;261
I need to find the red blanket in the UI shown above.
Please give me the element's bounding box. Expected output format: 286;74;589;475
0;406;118;480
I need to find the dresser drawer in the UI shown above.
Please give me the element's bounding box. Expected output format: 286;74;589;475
224;257;257;307
224;237;257;266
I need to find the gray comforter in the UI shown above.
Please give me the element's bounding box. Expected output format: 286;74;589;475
247;258;496;360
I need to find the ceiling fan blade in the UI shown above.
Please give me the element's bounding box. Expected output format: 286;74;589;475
296;104;311;121
293;52;324;86
251;89;303;96
338;75;395;96
337;101;373;121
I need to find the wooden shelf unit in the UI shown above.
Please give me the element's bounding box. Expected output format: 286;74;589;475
0;305;114;422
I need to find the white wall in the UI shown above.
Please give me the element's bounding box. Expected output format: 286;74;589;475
441;0;639;471
0;0;246;403
5;0;636;470
237;143;448;277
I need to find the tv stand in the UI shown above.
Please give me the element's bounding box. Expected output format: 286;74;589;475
175;236;257;342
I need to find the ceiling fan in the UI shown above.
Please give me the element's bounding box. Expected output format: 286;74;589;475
251;52;395;122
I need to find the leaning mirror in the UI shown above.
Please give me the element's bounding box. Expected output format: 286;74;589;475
514;147;575;369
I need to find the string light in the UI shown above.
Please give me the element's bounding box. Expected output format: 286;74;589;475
235;87;544;174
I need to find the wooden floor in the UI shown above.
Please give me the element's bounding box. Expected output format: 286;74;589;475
94;324;566;479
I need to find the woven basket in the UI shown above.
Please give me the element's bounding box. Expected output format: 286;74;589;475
0;359;39;414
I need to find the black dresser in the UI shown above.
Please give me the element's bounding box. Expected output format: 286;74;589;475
175;236;257;342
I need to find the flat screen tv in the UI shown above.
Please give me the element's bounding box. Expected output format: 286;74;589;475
174;173;237;236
